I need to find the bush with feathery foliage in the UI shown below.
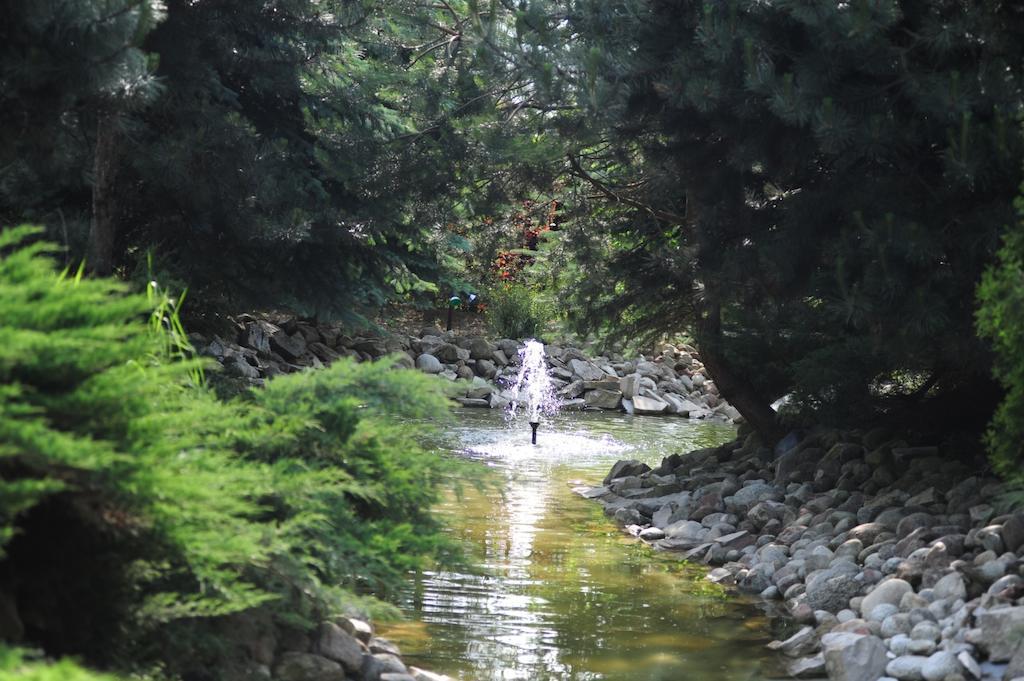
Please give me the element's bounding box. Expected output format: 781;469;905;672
0;226;462;677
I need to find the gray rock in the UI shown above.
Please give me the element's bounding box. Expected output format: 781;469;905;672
225;354;261;379
739;563;775;593
975;606;1024;661
362;653;408;681
639;527;666;541
1006;641;1024;680
620;373;641;399
897;513;936;540
239;321;274;355
415;353;443;373
807;546;835;572
822;632;888;681
907;638;936;655
665;519;705;540
270;329;307;361
750;500;788;529
848;522;890;545
956;651;981;680
788;653;826;678
886;655;928;681
731;482;778;510
274;653;345;681
585;389;623;410
910;621;941;642
861;579;914;617
569;358;607;381
932;572;967;601
767;626;819;657
988;575;1024;598
1001;513;1024;553
632;395;669;415
474;359;497;379
467;338;495;360
604;460;651;485
807;572;862;613
496;339;520;358
921;651;960;681
888;634;912;655
336;616;374;643
868;603;899;622
369;637;401;655
315;622;364;672
976;524;1007;554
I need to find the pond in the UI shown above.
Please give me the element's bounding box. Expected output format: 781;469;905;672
380;410;784;681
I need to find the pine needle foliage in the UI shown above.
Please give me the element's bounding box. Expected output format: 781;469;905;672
0;647;122;681
977;178;1024;493
0;227;463;676
502;0;1024;432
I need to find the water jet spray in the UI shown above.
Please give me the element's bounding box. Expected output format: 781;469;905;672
506;339;560;443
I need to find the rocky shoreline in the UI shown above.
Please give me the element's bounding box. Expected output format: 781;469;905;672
224;610;454;681
191;315;740;422
578;428;1024;681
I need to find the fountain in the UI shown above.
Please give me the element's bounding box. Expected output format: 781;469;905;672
506;339;560;444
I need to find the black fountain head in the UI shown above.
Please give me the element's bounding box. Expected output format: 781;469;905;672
529;420;540;445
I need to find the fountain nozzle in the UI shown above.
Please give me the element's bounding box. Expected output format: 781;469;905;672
530;420;540;445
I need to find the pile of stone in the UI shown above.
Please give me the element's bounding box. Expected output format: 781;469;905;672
577;428;1024;681
220;610;454;681
192;316;739;421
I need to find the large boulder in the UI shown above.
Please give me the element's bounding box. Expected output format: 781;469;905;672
416;354;444;374
585;389;623;410
570;358;608;381
474;359;497;379
239;320;274;355
620;373;641;399
767;626;819;658
431;343;465;363
315;622;364;672
807;573;861;613
604;460;651;484
352;338;387;357
920;651;960;681
224;354;260;379
632;395;669;415
859;578;913;618
974;606;1024;661
821;633;888;681
496;339;520;358
467;337;496;360
1001;513;1024;553
362;653;408;681
270;329;307;361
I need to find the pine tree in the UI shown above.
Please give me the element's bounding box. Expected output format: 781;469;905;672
508;0;1024;437
0;1;529;319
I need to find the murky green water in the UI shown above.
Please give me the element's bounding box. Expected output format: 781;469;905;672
381;410;783;681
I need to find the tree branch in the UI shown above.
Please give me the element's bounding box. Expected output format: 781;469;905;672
565;153;685;224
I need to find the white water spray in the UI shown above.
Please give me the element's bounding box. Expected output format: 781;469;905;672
506;340;560;442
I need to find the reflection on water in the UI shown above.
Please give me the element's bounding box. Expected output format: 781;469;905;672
381;410;780;680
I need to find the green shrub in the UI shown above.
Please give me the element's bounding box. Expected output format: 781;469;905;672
0;226;462;676
977;187;1024;507
484;283;549;339
0;647;123;681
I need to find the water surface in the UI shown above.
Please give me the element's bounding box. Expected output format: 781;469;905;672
381;410;782;680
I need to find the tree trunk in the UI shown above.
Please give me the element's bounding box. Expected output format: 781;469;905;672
88;113;120;275
696;299;784;445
